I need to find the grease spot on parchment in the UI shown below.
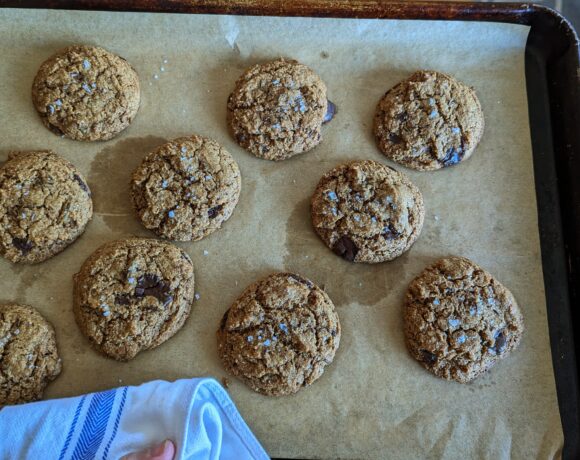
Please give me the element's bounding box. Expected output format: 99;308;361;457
233;178;256;228
283;197;411;307
0;263;38;301
14;266;45;300
88;136;166;233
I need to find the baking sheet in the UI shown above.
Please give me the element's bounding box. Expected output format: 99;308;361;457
0;8;563;459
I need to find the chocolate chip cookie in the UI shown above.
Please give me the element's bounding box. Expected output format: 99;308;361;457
73;238;195;361
217;272;341;396
404;256;524;383
227;58;335;161
0;150;93;264
311;160;424;263
32;45;140;141
0;303;62;406
374;70;484;171
131;135;241;241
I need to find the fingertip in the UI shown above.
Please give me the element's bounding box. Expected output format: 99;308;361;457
122;439;176;460
160;439;176;460
149;439;175;460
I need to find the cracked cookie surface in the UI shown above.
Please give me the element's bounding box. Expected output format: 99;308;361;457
0;303;62;406
0;150;93;264
311;160;424;263
131;135;241;241
227;58;333;161
32;45;140;141
217;272;341;396
404;256;524;383
73;238;195;361
374;70;484;171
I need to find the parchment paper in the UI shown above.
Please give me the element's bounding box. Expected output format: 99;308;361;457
0;9;563;459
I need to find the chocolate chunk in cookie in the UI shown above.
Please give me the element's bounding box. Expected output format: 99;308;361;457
374;70;484;171
227;58;334;161
131;135;241;241
323;100;337;124
32;45;140;141
311;160;424;263
73;238;195;361
0;150;93;264
217;272;341;396
332;235;359;262
404;256;524;383
0;304;62;406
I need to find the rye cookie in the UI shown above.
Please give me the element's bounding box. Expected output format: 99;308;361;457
311;160;424;263
131;135;241;241
0;150;93;264
0;304;62;406
404;256;524;383
227;58;336;161
73;238;195;361
217;272;341;396
32;45;140;141
374;70;484;170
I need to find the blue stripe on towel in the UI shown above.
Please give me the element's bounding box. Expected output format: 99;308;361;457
70;389;116;460
58;395;88;460
103;387;128;460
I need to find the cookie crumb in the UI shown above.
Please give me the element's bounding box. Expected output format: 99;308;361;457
222;377;230;388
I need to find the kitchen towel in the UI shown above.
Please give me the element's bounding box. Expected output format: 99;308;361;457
0;378;269;460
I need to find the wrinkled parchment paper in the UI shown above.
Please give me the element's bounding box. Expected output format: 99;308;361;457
0;9;563;459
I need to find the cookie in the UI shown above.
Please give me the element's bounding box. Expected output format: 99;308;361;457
311;160;424;263
374;70;484;171
0;150;93;264
0;304;62;406
227;58;335;161
73;238;195;361
32;45;140;141
131;135;241;241
217;272;341;396
404;256;524;383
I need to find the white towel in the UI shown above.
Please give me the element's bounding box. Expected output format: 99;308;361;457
0;378;269;460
